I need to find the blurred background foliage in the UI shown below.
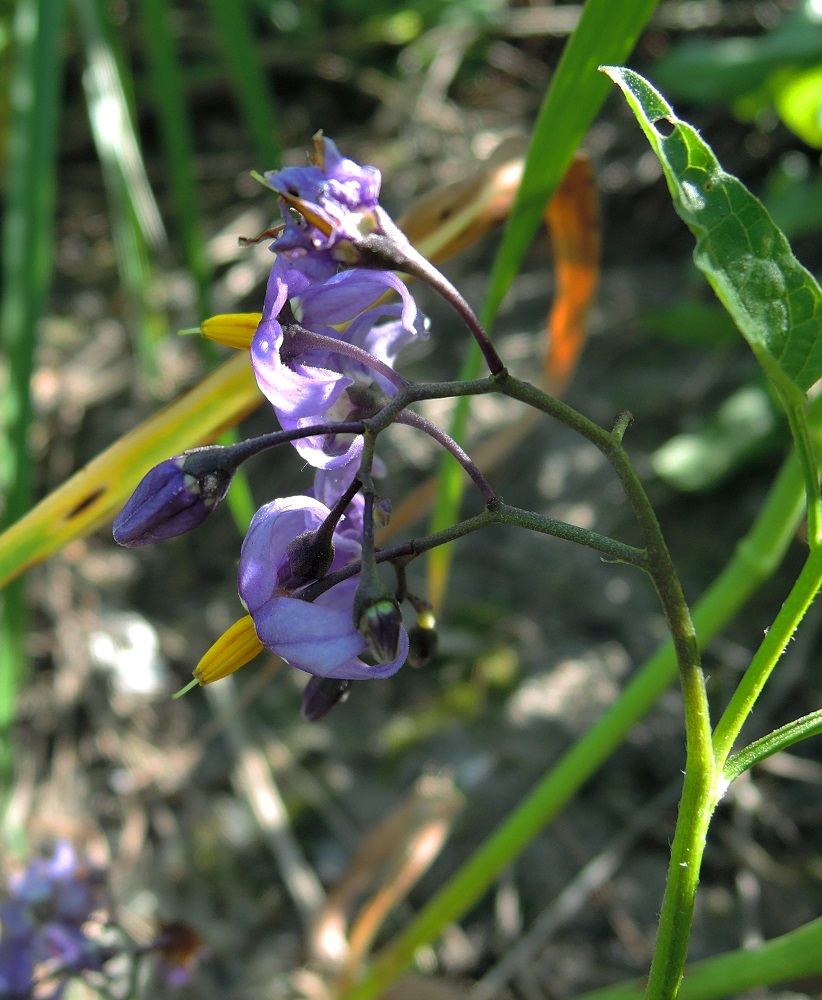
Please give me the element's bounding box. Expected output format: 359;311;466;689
1;1;822;997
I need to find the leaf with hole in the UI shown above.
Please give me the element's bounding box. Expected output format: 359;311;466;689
603;66;822;402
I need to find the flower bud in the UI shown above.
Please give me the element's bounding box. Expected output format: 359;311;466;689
301;676;352;721
354;592;403;665
373;495;392;528
113;452;234;547
408;610;438;668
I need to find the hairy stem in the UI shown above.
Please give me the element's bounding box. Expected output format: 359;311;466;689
491;371;713;1000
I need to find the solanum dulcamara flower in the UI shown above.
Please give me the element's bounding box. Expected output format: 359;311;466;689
250;137;427;469
262;133;382;258
0;843;204;995
238;468;408;681
114;134;424;711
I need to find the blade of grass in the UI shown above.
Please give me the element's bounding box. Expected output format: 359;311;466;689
427;0;661;611
0;0;65;781
0;351;261;590
133;0;256;532
135;0;211;317
73;0;168;386
203;0;280;168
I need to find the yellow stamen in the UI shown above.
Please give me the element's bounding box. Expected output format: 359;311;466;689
193;615;264;685
278;190;335;238
201;313;261;351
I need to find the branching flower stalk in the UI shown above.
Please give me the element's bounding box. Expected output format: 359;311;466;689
112;134;718;999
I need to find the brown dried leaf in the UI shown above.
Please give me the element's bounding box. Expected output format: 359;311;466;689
309;774;464;977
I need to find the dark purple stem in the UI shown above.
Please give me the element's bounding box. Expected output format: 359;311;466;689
286;323;410;391
360;208;507;377
393;410;497;505
183;421;366;474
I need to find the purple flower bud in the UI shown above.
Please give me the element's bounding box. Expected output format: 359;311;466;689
301;676;352;721
113;451;234;547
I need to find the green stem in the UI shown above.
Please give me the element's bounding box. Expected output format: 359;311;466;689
340;519;798;1000
713;545;822;768
490;376;714;999
781;393;822;546
724;707;822;782
343;378;816;1000
343;375;725;1000
577;914;822;1000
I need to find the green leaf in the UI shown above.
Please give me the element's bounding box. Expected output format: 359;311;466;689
724;708;822;782
603;66;822;400
773;65;822;148
651;0;822;105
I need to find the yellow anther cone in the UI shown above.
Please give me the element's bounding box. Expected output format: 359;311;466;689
193;615;264;685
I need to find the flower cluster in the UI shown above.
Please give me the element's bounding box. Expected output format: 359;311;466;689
115;135;435;717
0;841;108;999
0;842;203;998
251;136;425;470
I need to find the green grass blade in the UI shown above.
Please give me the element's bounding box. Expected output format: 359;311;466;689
0;0;65;777
428;0;661;610
135;0;212;317
123;0;257;532
482;0;660;326
73;0;168;384
203;0;280;168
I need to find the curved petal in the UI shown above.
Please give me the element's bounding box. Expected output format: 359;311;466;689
276;409;363;470
297;269;398;326
238;497;328;612
253;592;408;680
253;595;366;675
251;321;351;419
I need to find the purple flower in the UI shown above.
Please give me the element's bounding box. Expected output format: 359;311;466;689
0;843;108;999
263;135;381;256
251;254;424;469
238;493;407;681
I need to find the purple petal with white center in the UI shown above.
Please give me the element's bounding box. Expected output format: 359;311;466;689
276;406;363;470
